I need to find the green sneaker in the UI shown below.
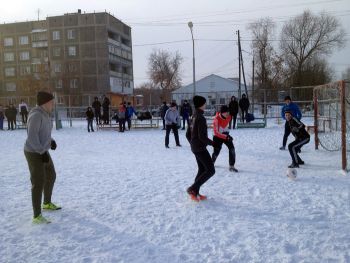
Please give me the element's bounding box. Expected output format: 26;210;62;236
42;202;61;210
32;214;51;224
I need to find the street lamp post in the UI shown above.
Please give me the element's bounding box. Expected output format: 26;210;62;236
188;21;196;98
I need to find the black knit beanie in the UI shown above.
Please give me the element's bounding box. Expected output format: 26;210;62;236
193;96;206;108
37;91;54;106
220;105;229;113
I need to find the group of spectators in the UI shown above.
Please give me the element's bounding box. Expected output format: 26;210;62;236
0;101;29;131
87;96;137;132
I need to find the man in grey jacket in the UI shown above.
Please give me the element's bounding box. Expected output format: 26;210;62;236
164;102;181;148
24;91;60;224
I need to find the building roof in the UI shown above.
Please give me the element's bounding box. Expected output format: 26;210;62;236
172;74;250;94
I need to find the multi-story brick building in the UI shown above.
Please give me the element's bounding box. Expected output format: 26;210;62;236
0;10;133;106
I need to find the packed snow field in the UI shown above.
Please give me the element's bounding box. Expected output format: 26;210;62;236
0;120;349;263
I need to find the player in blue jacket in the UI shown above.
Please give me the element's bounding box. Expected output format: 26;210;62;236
280;96;302;150
126;102;137;130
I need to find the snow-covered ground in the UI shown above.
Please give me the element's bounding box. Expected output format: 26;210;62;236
0;120;349;263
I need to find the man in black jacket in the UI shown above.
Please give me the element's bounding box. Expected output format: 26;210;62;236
228;96;239;129
160;101;169;130
186;96;216;202
180;100;192;130
5;104;17;130
285;110;310;168
102;96;110;124
92;97;101;125
239;94;250;123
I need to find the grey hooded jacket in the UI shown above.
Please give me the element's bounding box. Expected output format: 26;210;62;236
164;108;179;125
24;106;53;154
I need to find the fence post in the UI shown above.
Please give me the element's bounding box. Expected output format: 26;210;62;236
313;88;319;150
340;80;347;171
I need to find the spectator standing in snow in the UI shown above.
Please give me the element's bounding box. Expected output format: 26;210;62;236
186;95;216;202
180;100;192;130
228;96;239;129
86;107;94;132
19;100;29;124
164;102;181;148
160;101;169;130
239;93;250;123
5;103;17;130
280;96;302;150
284;110;310;168
126;102;137;130
118;102;127;132
0;105;4;130
24;91;61;224
102;96;110;124
92;97;102;125
212;105;238;172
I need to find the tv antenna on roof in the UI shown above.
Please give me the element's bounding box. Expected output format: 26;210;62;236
37;9;41;21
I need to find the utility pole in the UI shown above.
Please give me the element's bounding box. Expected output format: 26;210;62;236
237;30;241;99
252;57;255;113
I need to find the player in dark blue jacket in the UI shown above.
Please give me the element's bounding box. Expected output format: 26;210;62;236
285;110;310;168
280;96;302;150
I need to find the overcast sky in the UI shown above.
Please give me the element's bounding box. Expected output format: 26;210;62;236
2;0;349;87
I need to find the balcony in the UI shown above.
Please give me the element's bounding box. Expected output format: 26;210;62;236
108;38;120;47
32;41;48;48
121;43;131;52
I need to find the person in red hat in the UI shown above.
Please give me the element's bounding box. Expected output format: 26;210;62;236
24;91;61;224
212;105;238;172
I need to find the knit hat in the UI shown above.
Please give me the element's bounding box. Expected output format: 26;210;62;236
170;102;177;107
220;105;229;113
284;95;291;101
193;95;206;108
37;91;54;106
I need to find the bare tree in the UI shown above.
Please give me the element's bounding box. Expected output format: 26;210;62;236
342;67;350;80
248;17;276;89
148;49;183;101
280;10;345;86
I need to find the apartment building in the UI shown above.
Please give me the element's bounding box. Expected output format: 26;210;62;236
0;10;133;106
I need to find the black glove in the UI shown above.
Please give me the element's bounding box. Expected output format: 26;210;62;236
51;139;57;150
226;135;233;142
41;152;50;163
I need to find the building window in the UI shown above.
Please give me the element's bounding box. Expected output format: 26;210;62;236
68;63;77;72
19;51;30;61
70;79;78;89
68;46;76;56
5;83;16;92
53;47;61;57
55;79;63;89
20;65;31;76
4;37;13;46
67;29;76;40
19;36;29;45
53;63;61;73
220;98;226;105
52;31;60;41
5;67;15;77
4;52;15;62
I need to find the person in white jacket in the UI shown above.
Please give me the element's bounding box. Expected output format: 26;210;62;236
164;102;181;148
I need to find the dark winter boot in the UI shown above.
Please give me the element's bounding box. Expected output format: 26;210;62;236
288;163;299;168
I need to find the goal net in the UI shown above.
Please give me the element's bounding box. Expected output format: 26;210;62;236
313;80;350;170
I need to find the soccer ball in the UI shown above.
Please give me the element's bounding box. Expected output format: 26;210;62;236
286;168;297;179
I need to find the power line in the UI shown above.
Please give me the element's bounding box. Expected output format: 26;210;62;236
125;0;347;24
